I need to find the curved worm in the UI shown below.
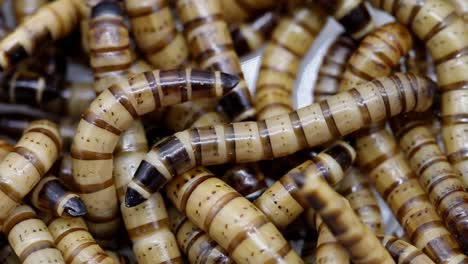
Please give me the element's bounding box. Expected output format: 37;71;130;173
71;68;238;243
446;0;468;23
13;0;48;24
166;167;303;264
378;235;436;264
3;205;65;264
315;215;350;264
125;0;190;70
126;72;436;206
177;0;255;121
222;163;267;201
255;5;326;120
220;0;276;23
0;140;14;161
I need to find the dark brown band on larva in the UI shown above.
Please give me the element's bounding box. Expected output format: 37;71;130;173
433;47;468;66
258;120;274;160
93;62;132;74
2;211;36;234
180;173;214;213
396;192;428;220
256;84;291;95
183;14;224;34
259;65;296;80
143;71;161;109
156;136;192;176
361;144;398;173
74;178;114;194
348;88;372;124
70;148;113;160
389;75;407;113
109;84;139;119
19;240;55;262
324;143;353;172
320;100;341;138
265;243;292;264
226;216;269;252
372;79;392;119
289;112;308;149
407;2;424;27
144;28;177;54
439;80;468;92
196;44;235;64
311;155;333;184
447;149;468;163
82;110;122;136
225;124;237;163
14;146;45;175
65;241;97;264
338;2;371;37
279;176;308;208
360;42;396;68
26;127;61;152
127;219;170;240
54;227;87;245
84;211;119;222
422;12;458;43
203;191;240;230
159;257;184;264
190;129;202;165
0;181;21;203
348;63;375;81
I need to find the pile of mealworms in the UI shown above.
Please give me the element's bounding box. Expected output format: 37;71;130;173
0;0;466;263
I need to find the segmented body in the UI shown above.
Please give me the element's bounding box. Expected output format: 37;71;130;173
379;235;436;264
220;0;275;23
13;0;48;24
315;215;350;264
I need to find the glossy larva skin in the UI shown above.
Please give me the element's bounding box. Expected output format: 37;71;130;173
13;0;48;23
3;205;65;264
125;0;190;70
315;215;350;264
220;0;275;23
368;0;468;216
313;34;357;103
0;0;80;71
126;73;436;204
0;120;61;229
447;0;468;23
379;236;435;264
168;206;234;264
177;0;255;121
166;167;303;264
70;68;237;242
255;5;326;120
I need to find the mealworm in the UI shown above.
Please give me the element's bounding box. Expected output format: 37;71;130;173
390;112;468;253
220;0;275;23
71;68;238;244
46;216;114;264
259;148;318;180
166;167;303;264
0;0;80;71
339;22;413;92
355;127;468;263
0;235;19;264
378;235;436;264
255;5;326;120
168;206;234;264
446;0;468;23
125;0;190;70
317;0;375;39
313;34;356;103
13;0;48;24
3;205;65;264
105;250;132;264
254;141;355;229
368;0;468;209
0;140;14;161
231;11;279;57
403;38;436;79
177;0;255;121
0;120;61;228
222;163;267;201
89;1;132;94
315;215;350;264
126;73;436;205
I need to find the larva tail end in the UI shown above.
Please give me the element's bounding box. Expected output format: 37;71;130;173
91;0;123;18
125;187;146;207
62;197;87;217
220;73;240;92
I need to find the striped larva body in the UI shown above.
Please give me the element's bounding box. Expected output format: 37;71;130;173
3;205;65;264
255;5;326;120
126;73;436;205
46;216;114;264
222;163;267;201
0;236;19;264
125;0;190;70
89;1;132;94
13;0;48;24
301;178;394;263
71;68;238;242
317;0;375;40
168;206;234;264
259;148;318;180
0;120;61;228
166;167;303;264
0;0;80;71
355;127;468;263
231;11;279;57
220;0;275;23
368;0;468;207
313;34;356;103
337;168;384;234
254;141;356;229
339;22;413;92
403;39;435;79
447;0;468;23
315;215;350;264
379;236;436;264
390;113;468;252
30;175;87;217
177;0;255;121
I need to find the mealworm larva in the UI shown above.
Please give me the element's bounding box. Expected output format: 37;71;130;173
355;127;468;263
313;34;357;103
57;154;73;190
166;167;303;264
315;215;350;264
0;0;80;71
446;0;468;23
368;0;468;210
231;11;279;57
13;0;48;24
222;163;267;201
254;141;356;229
3;205;65;264
336;168;384;234
259;148;318;180
46;216;114;264
126;73;436;205
168;206;234;264
0;120;61;228
71;68;238;242
317;0;375;39
403;38;436;79
30;175;87;217
220;0;275;23
339;22;413;92
0;235;20;264
378;235;436;264
125;0;190;70
105;250;132;264
255;5;326;120
89;1;132;94
390;112;468;252
301;179;394;263
177;0;255;121
0;140;14;161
